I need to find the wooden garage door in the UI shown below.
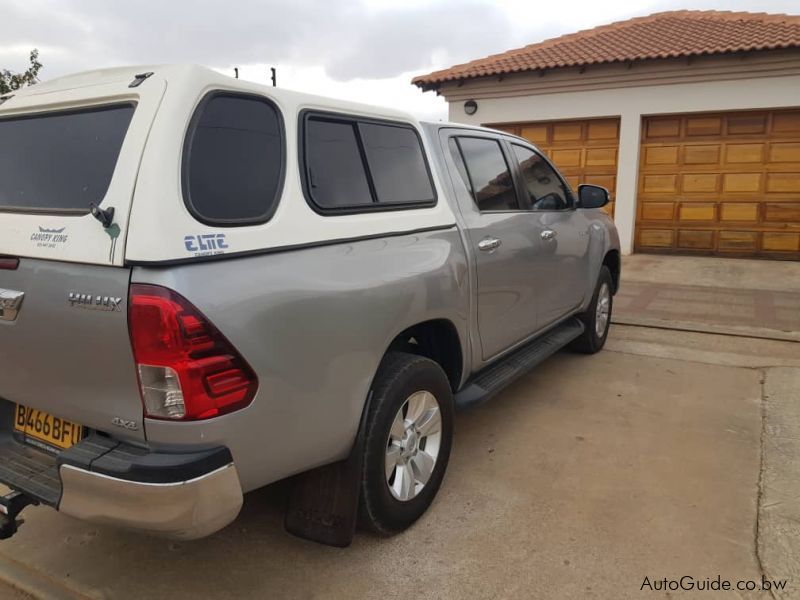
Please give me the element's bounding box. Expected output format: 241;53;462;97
490;118;620;216
637;109;800;259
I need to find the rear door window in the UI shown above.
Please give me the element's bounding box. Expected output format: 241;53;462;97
0;104;134;214
183;93;285;225
453;137;519;212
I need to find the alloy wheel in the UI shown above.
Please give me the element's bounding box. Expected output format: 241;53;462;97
384;391;442;502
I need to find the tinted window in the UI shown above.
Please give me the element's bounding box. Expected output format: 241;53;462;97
184;94;284;225
305;118;373;208
447;137;472;194
303;114;436;212
0;104;134;214
456;137;519;211
359;123;435;204
512;145;572;211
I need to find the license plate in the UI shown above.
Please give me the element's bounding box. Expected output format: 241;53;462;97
14;405;84;451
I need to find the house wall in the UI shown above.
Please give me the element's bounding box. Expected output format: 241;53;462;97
440;52;800;254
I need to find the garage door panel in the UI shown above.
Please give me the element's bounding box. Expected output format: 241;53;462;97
520;125;548;144
763;233;800;252
647;118;681;138
722;173;762;193
718;231;759;251
766;173;800;193
727;114;768;135
644;146;679;166
678;203;716;221
725;143;765;164
720;203;759;222
687;117;722;136
684;145;720;164
587;119;619;140
550;148;582;167
641;202;675;221
682;173;719;193
764;203;800;223
642;174;677;193
768;142;800;163
772;111;800;134
585;147;617;166
639;229;674;247
637;109;800;258
552;123;582;141
677;230;714;249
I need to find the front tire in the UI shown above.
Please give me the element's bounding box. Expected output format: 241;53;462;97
570;265;613;354
359;352;454;535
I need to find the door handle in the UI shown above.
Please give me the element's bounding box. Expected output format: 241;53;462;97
540;229;557;241
478;237;502;252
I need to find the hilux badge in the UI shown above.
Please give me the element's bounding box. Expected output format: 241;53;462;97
68;292;123;312
0;288;24;322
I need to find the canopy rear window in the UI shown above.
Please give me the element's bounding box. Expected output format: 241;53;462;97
0;104;135;214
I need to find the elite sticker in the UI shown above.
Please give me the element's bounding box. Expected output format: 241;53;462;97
184;234;229;257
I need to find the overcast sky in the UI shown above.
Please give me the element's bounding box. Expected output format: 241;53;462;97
2;0;798;120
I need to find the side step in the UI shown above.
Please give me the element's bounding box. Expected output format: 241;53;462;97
455;317;584;410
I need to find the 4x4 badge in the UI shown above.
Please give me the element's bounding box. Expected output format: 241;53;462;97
0;288;24;322
111;417;139;431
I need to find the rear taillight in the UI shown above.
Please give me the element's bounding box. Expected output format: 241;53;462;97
128;284;258;420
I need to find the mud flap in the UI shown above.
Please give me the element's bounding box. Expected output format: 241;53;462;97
284;394;371;547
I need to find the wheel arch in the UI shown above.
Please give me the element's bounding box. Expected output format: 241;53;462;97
384;318;465;393
602;249;621;294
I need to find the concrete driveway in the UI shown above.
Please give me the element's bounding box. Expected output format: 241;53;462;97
615;255;800;341
2;320;798;599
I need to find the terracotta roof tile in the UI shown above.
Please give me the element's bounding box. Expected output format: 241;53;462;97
413;10;800;89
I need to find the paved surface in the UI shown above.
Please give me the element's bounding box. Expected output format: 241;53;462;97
1;253;798;599
605;324;800;369
1;328;789;600
615;280;800;339
760;368;800;600
616;254;800;341
622;254;800;293
0;580;33;600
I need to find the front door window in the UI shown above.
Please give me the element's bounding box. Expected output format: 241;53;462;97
511;145;573;211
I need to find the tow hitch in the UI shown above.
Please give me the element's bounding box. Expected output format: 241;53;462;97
0;491;37;539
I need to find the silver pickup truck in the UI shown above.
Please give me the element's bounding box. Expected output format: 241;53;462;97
0;65;620;546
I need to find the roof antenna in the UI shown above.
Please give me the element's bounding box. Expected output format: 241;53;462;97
270;67;277;87
234;67;239;79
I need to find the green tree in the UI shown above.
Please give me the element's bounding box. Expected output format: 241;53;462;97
0;49;42;95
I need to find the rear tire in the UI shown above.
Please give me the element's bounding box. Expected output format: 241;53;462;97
570;266;613;354
359;352;454;535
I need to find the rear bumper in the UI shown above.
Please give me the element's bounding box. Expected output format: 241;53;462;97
58;462;243;540
0;434;243;540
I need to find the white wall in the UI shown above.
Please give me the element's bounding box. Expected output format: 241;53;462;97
446;74;800;254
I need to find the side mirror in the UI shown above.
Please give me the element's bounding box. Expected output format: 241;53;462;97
578;184;609;209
